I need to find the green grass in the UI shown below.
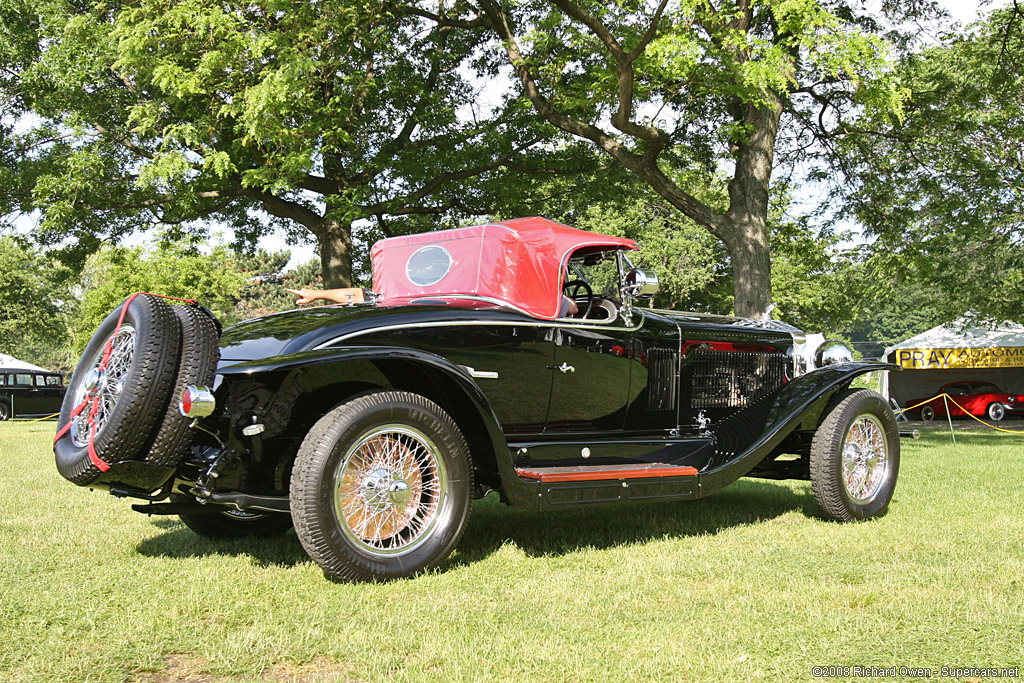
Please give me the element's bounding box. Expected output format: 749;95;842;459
2;422;1022;682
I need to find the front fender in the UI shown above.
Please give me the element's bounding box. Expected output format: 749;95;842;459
699;361;896;495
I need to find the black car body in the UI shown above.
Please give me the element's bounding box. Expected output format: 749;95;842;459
56;218;901;581
0;368;65;420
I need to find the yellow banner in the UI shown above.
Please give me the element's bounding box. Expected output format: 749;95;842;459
893;347;1024;369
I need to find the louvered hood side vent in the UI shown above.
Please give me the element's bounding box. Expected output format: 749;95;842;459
689;350;787;410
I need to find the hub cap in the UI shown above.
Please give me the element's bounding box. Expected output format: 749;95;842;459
842;414;888;503
333;425;446;556
70;324;137;448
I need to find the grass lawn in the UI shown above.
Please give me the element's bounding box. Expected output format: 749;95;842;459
2;420;1022;682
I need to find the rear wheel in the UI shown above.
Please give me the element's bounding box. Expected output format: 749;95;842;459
290;391;473;582
179;507;293;538
987;402;1005;422
0;400;9;421
810;389;899;522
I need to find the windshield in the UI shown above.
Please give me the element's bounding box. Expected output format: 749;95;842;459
567;250;622;299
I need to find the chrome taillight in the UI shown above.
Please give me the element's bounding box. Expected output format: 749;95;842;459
179;385;216;418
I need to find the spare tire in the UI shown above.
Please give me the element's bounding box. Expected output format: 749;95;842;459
55;294;199;486
145;304;220;468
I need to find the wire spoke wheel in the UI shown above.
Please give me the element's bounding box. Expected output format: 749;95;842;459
70;324;137;448
334;425;446;556
291;391;472;581
841;415;888;504
810;389;900;522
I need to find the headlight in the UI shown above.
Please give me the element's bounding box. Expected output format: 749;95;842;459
815;340;854;367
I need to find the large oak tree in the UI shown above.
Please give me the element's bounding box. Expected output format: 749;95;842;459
1;0;546;286
421;0;916;316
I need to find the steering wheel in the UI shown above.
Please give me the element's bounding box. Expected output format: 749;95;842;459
562;280;593;318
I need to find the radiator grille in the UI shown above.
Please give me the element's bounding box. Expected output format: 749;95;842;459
689;350;787;410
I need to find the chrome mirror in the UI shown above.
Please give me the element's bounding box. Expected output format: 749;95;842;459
623;268;660;299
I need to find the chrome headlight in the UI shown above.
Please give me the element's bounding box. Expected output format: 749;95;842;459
815;340;855;367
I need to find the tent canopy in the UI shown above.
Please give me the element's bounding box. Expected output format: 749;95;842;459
0;353;52;373
885;320;1024;370
883;320;1024;406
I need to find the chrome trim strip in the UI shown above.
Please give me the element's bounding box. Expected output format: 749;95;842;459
459;365;499;379
314;313;646;349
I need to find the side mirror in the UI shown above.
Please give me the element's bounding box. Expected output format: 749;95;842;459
624;268;660;299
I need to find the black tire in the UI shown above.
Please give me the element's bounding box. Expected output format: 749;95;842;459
179;507;293;538
145;305;220;467
0;400;10;421
986;402;1005;422
920;405;935;421
810;389;900;522
290;391;473;582
55;295;182;485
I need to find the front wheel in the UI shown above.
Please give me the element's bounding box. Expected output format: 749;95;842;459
0;400;10;421
290;391;473;582
920;405;935;421
810;389;900;522
987;403;1005;422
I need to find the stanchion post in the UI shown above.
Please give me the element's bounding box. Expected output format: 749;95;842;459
942;394;955;445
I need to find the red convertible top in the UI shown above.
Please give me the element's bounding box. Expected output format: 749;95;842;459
370;217;637;319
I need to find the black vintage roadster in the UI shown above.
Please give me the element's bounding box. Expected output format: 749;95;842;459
55;218;900;581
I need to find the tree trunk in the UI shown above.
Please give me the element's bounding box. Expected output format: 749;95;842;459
318;219;354;288
721;100;783;318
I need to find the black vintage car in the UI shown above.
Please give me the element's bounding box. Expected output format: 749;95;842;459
55;218;900;581
1;367;65;420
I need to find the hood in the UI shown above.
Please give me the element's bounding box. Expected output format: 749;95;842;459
647;309;800;347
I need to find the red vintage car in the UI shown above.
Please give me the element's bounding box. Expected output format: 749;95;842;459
907;382;1024;422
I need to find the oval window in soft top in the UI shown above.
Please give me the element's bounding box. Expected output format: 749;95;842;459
406;245;452;286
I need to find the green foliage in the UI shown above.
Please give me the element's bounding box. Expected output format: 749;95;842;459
838;5;1024;324
73;240;246;352
2;0;547;285
230;250;322;324
0;236;71;369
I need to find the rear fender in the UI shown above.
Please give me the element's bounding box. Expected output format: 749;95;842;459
216;347;512;490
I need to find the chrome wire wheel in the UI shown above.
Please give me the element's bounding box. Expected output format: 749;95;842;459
333;424;447;557
70;324;137;448
841;414;888;504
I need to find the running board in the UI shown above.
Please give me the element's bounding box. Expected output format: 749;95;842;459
516;463;699;508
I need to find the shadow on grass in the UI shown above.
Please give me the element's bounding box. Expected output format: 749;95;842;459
136;519;306;568
448;478;817;568
134;479;816;572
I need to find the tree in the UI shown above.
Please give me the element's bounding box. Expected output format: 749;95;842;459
73;239;246;352
1;0;547;286
416;0;916;316
0;236;70;368
837;4;1024;324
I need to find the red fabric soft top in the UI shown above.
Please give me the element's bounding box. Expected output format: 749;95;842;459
370;217;637;319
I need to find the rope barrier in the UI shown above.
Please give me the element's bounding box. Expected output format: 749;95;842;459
894;393;1024;434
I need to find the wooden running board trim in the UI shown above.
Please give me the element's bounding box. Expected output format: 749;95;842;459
516;464;699;483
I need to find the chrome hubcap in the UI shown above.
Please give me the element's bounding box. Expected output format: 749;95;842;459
333;425;446;556
71;324;137;448
842;414;888;503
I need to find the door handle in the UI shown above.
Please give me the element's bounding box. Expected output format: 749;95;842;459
547;362;575;373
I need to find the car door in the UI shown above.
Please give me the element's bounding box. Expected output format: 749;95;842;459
36;374;65;415
545;321;633;432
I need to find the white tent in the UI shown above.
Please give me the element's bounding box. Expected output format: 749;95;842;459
881;320;1024;408
0;353;52;373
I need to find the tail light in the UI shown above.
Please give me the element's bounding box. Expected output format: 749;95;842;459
179;385;216;417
